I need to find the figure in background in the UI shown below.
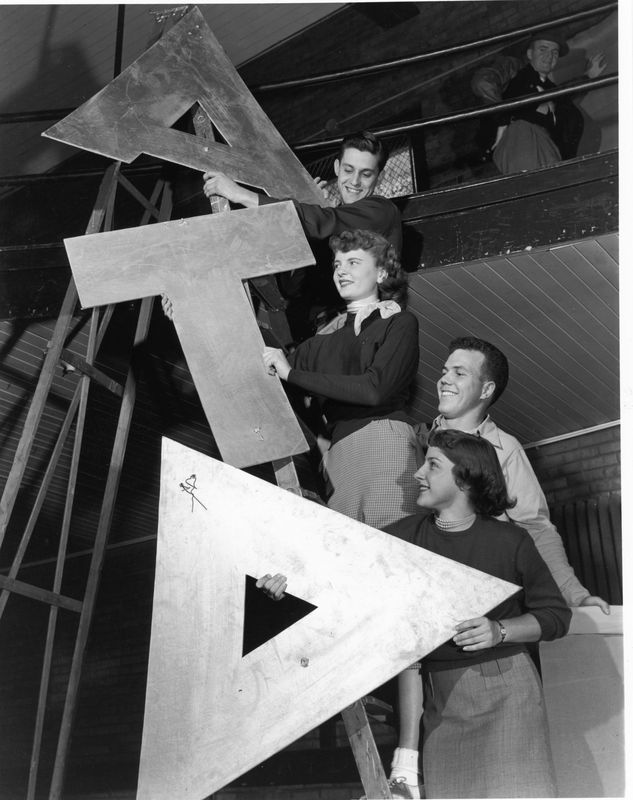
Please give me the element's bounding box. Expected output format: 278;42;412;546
386;336;610;797
385;429;571;798
203;131;402;340
491;29;606;174
470;53;523;162
263;229;421;530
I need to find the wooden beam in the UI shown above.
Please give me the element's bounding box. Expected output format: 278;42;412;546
0;576;82;613
48;181;173;800
49;295;155;800
59;350;124;396
0;165;119;549
0;388;80;620
342;700;392;799
27;306;100;800
117;173;162;219
400;151;618;222
0;283;119;619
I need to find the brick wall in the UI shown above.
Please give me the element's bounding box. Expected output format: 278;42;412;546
526;424;620;506
526;424;622;603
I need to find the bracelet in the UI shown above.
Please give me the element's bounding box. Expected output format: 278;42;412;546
496;620;507;644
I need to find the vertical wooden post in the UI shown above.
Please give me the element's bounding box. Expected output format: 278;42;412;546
342;700;393;799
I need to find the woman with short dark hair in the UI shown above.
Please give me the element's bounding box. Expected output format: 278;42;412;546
385;428;571;798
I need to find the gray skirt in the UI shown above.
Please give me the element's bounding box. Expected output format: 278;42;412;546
322;419;423;529
493;119;561;175
422;651;557;798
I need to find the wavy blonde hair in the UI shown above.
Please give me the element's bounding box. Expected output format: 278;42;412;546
329;229;408;307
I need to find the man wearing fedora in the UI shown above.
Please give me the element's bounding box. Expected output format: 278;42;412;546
492;28;606;174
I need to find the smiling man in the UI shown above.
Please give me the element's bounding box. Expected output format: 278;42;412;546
431;335;609;613
492;29;606;174
202;131;401;340
202;131;401;252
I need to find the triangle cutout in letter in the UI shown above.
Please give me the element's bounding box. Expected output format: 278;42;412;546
242;574;317;657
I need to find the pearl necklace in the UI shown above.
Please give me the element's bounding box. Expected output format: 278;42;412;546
434;513;476;530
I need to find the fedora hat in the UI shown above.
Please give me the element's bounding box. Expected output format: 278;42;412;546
527;28;569;57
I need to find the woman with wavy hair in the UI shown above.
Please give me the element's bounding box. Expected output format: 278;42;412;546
384;428;571;798
263;228;421;529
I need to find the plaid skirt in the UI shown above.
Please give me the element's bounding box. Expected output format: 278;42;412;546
493;119;561;175
322;419;423;529
422;652;557;798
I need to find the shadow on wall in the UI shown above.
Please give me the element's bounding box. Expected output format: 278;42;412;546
540;619;624;797
0;6;102;178
552;10;619;155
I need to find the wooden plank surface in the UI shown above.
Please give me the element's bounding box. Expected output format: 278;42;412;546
64;201;313;468
0;576;82;613
43;6;324;206
341;701;392;799
400;151;618;222
401;165;618;271
136;438;519;800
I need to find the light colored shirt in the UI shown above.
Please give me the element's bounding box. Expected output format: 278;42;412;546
432;415;590;606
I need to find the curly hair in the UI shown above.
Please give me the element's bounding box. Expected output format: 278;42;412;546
428;428;516;517
448;336;509;407
339;131;388;172
329;229;408;307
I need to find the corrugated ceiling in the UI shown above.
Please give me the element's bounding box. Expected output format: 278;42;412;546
407;233;619;443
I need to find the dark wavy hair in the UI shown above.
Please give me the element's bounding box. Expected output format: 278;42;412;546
339;131;388;172
329;229;408;307
428;428;516;517
448;336;509;407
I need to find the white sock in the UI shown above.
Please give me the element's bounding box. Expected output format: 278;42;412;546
389;746;419;784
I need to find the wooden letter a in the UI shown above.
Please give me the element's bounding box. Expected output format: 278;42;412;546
43;6;324;205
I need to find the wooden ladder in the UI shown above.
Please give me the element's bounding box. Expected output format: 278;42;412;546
0;164;173;800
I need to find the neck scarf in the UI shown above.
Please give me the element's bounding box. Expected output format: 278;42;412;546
317;299;401;336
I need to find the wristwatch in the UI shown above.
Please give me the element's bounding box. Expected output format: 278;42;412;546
497;620;507;643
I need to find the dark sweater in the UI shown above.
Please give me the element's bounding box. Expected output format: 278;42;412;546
259;194;403;254
287;309;419;444
500;63;558;134
384;512;571;671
